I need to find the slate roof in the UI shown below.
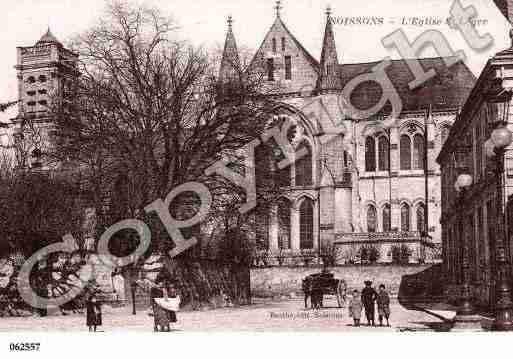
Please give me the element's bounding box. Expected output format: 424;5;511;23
36;27;62;46
338;57;476;113
226;13;476;112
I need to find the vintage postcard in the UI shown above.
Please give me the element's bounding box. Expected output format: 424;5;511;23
0;0;512;357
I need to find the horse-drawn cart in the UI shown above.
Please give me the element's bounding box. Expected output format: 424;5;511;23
302;270;346;309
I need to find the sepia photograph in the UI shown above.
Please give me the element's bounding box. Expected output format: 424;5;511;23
0;0;512;357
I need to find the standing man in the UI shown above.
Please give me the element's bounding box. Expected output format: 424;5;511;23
301;277;311;309
377;284;391;327
85;293;102;332
361;280;378;326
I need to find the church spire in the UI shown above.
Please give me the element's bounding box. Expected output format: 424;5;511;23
275;0;283;18
219;15;240;83
317;5;342;92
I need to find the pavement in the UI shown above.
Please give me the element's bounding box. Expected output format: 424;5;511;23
0;295;462;332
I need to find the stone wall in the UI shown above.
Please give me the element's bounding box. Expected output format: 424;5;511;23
251;265;432;298
127;259;251;311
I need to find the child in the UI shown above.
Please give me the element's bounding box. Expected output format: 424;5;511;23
377;284;391;327
86;293;102;332
348;289;363;327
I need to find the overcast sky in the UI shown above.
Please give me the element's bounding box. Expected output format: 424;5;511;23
0;0;510;121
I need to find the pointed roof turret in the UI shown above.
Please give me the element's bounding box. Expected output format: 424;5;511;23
36;27;62;46
219;15;241;83
317;6;342;92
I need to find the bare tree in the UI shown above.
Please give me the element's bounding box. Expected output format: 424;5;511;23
41;1;284;312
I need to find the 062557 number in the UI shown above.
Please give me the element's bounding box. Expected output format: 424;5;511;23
9;343;40;351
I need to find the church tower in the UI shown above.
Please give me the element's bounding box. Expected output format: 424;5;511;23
219;16;240;83
14;28;79;166
316;6;342;93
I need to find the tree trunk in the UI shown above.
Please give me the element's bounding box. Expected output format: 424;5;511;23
122;270;137;315
130;280;137;315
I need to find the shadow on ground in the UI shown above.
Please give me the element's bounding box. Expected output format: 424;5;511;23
398;264;455;326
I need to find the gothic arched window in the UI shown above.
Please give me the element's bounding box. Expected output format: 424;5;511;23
475;122;482;179
272;38;277;53
416;203;426;233
378;136;390;171
299;198;314;249
255;143;272;190
277;198;291;249
382;204;391;232
256;210;270;250
276;164;291;187
367;205;377;233
401;203;411;232
413;134;425;170
270;143;291;187
400;135;412;170
295;141;312;186
365;137;376;172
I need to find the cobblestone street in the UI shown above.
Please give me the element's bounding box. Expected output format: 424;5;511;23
0;296;455;332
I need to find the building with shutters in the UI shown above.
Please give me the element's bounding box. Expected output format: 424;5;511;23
435;0;513;310
219;3;476;265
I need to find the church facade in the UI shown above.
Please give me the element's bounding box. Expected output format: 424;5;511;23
4;5;478;266
218;5;476;265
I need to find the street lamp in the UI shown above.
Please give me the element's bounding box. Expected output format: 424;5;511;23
485;125;513;331
317;152;332;266
452;173;479;328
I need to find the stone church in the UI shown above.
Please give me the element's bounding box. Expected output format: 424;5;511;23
5;4;477;266
218;4;476;264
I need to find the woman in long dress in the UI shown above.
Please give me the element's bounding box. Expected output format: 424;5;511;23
151;282;171;332
86;293;102;332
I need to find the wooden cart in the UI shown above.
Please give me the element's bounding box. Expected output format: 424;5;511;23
302;271;346;309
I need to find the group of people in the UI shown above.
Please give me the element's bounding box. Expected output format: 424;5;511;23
84;278;181;332
348;281;391;327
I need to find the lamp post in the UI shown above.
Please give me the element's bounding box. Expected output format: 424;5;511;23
317;153;332;266
485;125;513;331
452;173;480;328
